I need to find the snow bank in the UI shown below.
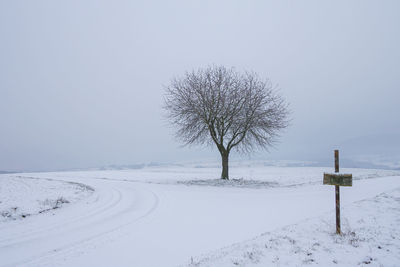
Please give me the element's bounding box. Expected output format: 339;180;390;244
182;187;400;267
0;175;93;222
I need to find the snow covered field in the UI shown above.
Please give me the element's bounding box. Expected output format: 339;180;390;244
0;162;399;266
183;188;400;267
0;176;93;222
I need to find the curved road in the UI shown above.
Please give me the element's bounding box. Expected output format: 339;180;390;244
0;178;159;267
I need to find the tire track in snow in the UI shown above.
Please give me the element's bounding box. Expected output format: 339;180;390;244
0;187;122;246
0;176;160;267
23;188;160;267
0;176;112;243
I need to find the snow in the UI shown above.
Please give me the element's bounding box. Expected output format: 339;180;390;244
0;163;399;267
21;161;399;188
182;188;400;267
0;175;93;222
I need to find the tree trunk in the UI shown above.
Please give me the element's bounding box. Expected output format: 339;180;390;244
221;151;229;180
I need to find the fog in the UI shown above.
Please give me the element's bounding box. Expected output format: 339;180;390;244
1;1;399;171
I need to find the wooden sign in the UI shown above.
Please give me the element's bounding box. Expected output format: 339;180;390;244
323;150;353;235
323;173;352;186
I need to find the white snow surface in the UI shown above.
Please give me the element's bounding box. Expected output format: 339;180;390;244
0;163;399;267
182;188;400;267
0;175;93;222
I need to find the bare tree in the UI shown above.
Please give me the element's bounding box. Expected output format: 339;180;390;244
164;66;289;179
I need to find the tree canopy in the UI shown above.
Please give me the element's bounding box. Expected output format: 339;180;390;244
164;66;289;179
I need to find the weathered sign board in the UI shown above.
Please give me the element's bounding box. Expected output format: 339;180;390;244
323;173;352;186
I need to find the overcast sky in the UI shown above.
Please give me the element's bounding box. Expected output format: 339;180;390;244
1;1;399;171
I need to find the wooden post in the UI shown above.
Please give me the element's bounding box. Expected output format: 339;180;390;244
334;150;341;234
335;185;340;234
335;150;339;173
323;150;352;235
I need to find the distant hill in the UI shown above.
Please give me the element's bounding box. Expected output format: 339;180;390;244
0;171;16;174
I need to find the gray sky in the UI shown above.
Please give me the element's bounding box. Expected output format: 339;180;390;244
1;1;399;171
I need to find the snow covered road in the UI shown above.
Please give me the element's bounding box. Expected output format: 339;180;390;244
0;178;159;266
0;168;399;266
